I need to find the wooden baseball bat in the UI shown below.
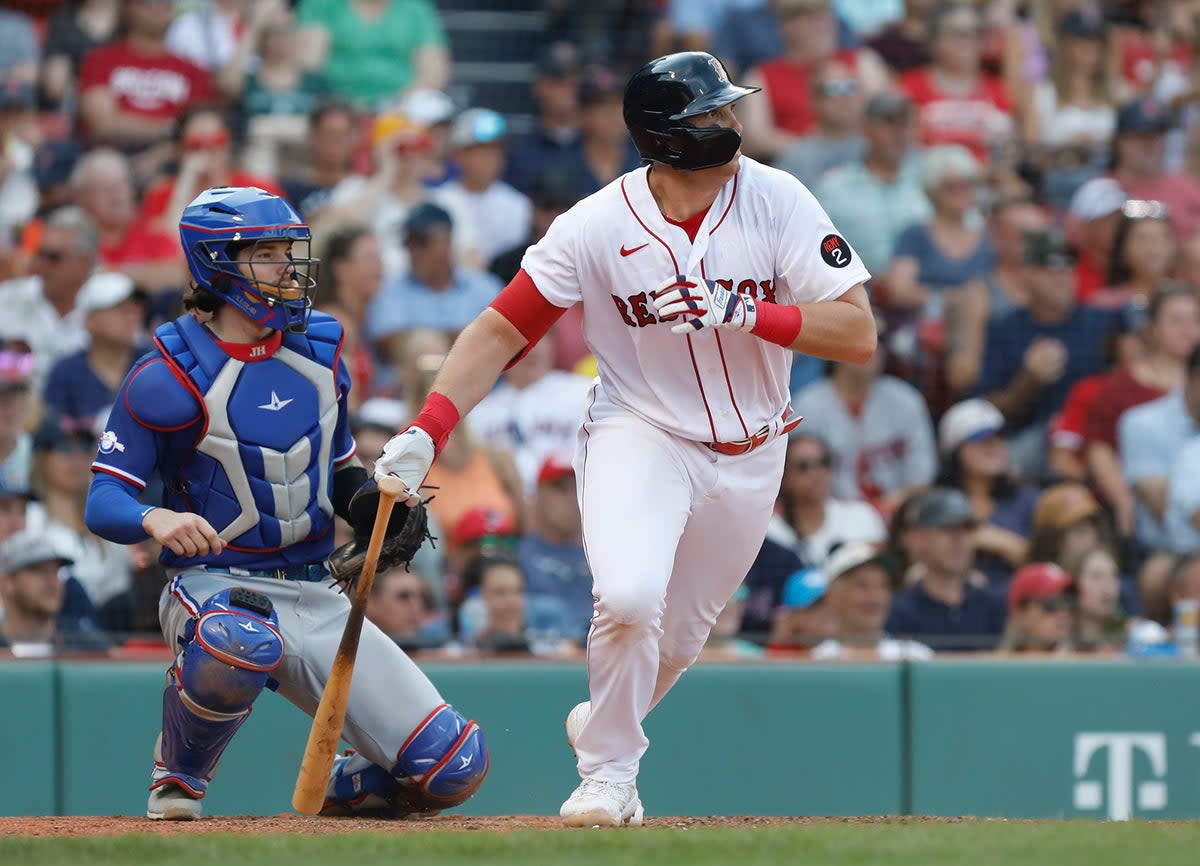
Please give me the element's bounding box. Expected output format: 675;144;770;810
291;474;408;815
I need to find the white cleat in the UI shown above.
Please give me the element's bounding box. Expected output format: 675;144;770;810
560;778;644;827
147;783;203;820
565;700;590;756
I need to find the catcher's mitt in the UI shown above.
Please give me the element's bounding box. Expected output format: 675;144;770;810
327;480;434;591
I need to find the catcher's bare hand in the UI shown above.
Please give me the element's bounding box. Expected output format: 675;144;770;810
142;509;225;558
373;426;435;506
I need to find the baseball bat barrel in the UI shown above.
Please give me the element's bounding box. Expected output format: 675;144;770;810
291;474;408;815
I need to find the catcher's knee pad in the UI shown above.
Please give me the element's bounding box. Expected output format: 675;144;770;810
392;703;488;809
156;587;283;798
321;705;488;816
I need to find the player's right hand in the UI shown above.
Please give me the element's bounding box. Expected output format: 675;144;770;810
141;509;226;558
373;426;435;507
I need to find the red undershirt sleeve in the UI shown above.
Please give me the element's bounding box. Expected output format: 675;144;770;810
489;268;571;369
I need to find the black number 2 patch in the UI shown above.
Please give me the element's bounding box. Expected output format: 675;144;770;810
820;234;852;269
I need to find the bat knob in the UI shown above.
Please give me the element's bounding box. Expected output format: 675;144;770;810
376;474;409;498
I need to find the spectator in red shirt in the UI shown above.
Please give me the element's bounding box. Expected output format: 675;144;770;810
138;103;282;234
739;0;888;163
77;0;211;180
898;2;1015;165
1085;284;1200;537
70;147;183;294
1110;97;1200;242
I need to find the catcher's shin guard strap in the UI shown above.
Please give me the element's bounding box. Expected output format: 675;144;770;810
394;704;489;808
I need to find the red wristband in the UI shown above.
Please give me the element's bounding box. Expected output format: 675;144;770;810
411;391;460;455
750;302;804;348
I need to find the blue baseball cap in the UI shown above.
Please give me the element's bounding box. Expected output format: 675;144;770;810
780;567;828;610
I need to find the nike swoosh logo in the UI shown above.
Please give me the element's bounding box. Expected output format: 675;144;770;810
620;243;649;257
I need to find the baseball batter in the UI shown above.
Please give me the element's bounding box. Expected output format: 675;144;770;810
83;187;487;820
373;52;876;826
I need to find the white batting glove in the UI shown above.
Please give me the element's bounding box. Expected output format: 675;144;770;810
652;274;757;335
373;426;435;507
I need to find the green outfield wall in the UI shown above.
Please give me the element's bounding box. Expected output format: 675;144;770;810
2;659;1198;819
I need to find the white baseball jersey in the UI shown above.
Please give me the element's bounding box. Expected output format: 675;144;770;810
521;158;871;445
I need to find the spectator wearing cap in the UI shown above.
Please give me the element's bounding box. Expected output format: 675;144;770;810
774;57;868;189
294;0;449;109
279;100;360;221
0;529;110;655
28;412;136;617
996;562;1074;654
443;506;521;591
0;347;33;491
814;89;931;278
43;272;149;422
432;108;531;269
364;202;502;350
1066;176;1129;302
568;65;643;197
0;75;39;249
793;313;937;511
319;108;480;280
516;448;591;641
503;42;583;197
975;227;1119;480
936;398;1038;588
467;337;591;497
764;565;834;656
77;0;211;176
0;475;31;545
70;148;183;294
811;541;933;660
740;0;888;162
1119;345;1200;558
885;487;1006;652
764;431;886;567
1085;285;1200;538
0;205;97;383
32;139;83;217
896;3;1015;166
1022;9;1117;191
1110;97;1200;243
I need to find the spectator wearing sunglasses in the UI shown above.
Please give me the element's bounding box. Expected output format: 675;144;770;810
366;566;449;653
774;58;867;189
139;103;283;235
0;205;96;386
996;562;1075;655
1109;97;1200;243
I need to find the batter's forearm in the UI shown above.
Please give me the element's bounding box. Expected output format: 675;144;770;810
432;308;531;418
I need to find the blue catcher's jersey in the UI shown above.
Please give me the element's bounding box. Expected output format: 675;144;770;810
93;311;357;570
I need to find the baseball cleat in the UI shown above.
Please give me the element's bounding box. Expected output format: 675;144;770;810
147;782;203;820
564;700;590;756
560;778;644;827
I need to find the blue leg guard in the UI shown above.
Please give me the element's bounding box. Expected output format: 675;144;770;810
152;587;283;799
322;704;488;816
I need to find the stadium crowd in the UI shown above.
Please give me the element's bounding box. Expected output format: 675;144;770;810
2;0;1200;661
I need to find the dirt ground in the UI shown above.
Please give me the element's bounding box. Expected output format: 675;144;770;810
1;815;983;837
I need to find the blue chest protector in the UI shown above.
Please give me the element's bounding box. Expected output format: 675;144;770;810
154;314;344;559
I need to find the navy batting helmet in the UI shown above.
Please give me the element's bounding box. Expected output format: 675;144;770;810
623;52;760;171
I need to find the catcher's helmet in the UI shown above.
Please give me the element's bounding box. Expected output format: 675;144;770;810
623;52;760;171
179;186;318;333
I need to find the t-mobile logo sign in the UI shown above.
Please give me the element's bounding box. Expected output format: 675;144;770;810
1073;733;1167;820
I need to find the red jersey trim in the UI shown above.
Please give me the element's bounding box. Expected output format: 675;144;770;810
701;261;748;439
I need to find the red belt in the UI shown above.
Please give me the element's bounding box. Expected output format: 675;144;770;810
705;411;803;456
